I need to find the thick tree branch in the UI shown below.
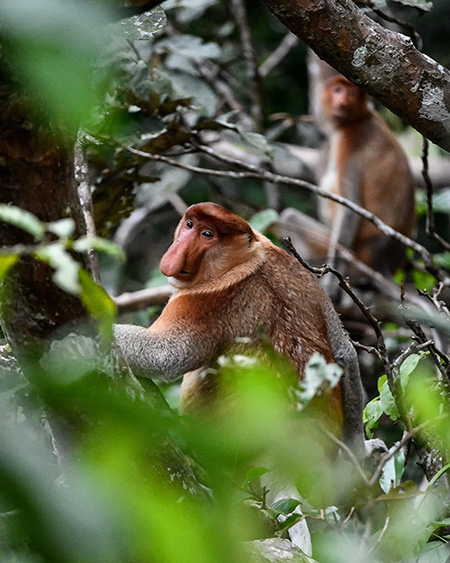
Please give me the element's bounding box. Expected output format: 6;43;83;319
260;0;450;152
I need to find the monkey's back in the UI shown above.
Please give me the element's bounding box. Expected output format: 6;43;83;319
211;244;335;374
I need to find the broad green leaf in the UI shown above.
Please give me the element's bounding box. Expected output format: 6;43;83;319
399;351;427;387
416;541;450;563
0;204;45;240
270;498;301;516
79;269;116;340
41;334;100;385
393;448;406;486
432;188;450;212
0;0;110;129
237;129;274;158
35;243;81;295
155;35;221;61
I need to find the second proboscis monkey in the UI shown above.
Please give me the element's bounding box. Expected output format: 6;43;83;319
283;75;415;280
114;202;365;452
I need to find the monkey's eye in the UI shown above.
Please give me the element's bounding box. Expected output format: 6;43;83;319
186;219;194;228
201;230;214;239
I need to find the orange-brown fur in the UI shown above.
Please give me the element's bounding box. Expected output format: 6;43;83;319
114;203;364;449
320;76;416;275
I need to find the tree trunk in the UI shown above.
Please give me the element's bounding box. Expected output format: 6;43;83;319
0;86;88;361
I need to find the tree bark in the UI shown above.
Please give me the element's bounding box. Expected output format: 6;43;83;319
0;88;88;360
261;0;450;152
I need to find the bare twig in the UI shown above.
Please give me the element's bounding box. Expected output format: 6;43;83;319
367;517;390;555
196;59;247;114
326;418;436;490
259;33;299;78
283;236;413;425
74;140;101;284
113;285;173;311
118;139;440;279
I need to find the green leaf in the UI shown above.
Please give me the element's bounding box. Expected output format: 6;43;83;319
0;0;109;129
377;374;387;393
432;188;450;212
379;378;398;421
35;243;81;295
47;218;76;239
399;352;427;387
237;128;273;158
364;397;384;436
249;209;278;233
244;466;271;485
79;269;116;340
73;236;125;261
416;541;450;563
270;498;301;516
393;448;406;486
0;204;45;240
155;35;221;61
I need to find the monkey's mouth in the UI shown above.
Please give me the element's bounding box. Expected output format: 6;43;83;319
179;269;190;275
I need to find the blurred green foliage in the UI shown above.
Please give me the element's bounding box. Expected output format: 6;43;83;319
2;335;450;562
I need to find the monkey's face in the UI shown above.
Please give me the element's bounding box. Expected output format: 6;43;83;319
322;77;366;125
160;203;257;289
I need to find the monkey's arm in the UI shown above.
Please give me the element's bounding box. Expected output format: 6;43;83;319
114;324;202;380
114;293;223;381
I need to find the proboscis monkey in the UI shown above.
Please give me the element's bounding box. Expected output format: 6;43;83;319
283;75;415;283
114;202;364;452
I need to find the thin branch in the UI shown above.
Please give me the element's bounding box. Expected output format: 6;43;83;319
195;59;247;114
367;517;390;555
369;418;444;487
74;140;101;284
113;285;173;311
283;236;391;377
326;418;437;489
259;33;299;78
325;430;370;484
401;307;449;382
118;139;440;279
